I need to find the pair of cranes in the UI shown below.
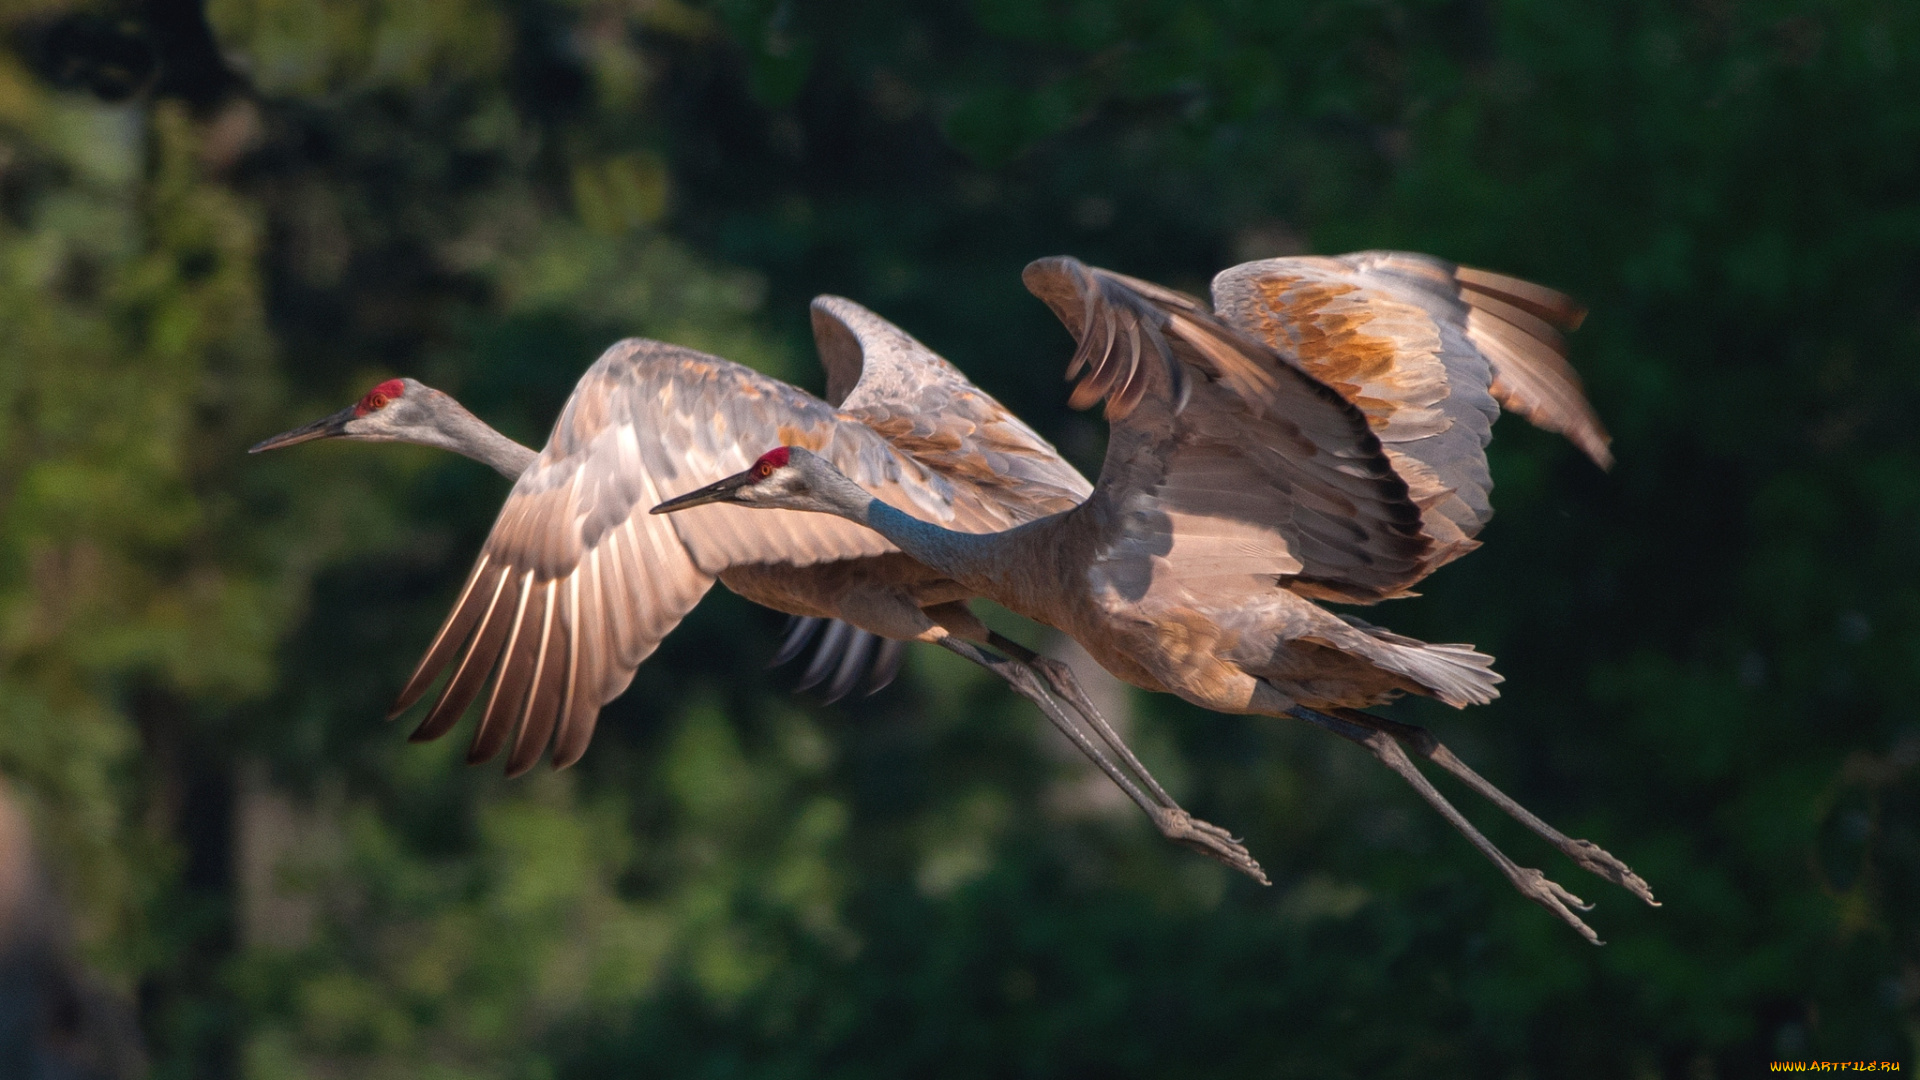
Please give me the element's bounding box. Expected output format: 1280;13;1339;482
254;252;1656;942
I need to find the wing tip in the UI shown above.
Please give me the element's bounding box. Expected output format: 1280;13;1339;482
1027;256;1193;422
1455;265;1588;331
1580;433;1615;471
1021;255;1086;293
1461;270;1612;470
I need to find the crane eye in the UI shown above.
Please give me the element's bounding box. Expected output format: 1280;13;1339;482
354;378;407;416
753;461;773;479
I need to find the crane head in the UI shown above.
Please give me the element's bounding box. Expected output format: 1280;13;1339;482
651;446;864;517
249;378;431;452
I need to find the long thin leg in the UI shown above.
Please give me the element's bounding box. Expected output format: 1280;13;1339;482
984;632;1177;809
938;636;1268;884
1284;705;1605;944
979;632;1259;883
1331;707;1657;907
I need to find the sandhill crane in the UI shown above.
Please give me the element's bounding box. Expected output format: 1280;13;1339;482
252;358;908;701
252;297;1265;880
653;253;1658;942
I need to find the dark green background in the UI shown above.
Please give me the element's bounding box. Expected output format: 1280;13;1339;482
1;0;1914;1076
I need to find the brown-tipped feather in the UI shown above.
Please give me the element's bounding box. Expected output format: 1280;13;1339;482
594;541;639;666
391;555;498;719
505;580;565;777
1462;300;1613;469
1032;255;1435;602
1455;265;1587;331
1070;263;1100;370
1068;321;1128;412
550;573;585;763
597;543;638;667
553;700;601;771
412;567;520;743
1133;301;1187;413
1111;333;1151;417
1064;293;1108;381
470;572;542;765
552;570;607;770
1459;288;1568;357
1208;250;1612;590
1485;375;1613;469
1027;257;1190;420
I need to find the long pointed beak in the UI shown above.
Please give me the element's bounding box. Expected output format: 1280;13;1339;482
248;406;357;453
650;469;757;515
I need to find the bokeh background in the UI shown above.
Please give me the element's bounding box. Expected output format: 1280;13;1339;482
1;0;1916;1076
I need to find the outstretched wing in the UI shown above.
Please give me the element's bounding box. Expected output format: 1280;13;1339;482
1023;257;1430;608
813;295;1092;512
802;297;1094;694
394;339;1047;776
1211;252;1606;569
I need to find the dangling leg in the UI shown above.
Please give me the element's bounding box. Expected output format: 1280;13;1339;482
829;595;1264;882
961;626;1259;884
985;632;1180;811
1328;707;1657;906
1266;698;1604;943
935;635;1267;884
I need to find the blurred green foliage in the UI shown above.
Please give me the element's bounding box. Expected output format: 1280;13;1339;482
0;0;1916;1076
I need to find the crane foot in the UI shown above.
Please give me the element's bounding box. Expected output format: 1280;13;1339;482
1560;838;1659;908
1150;807;1269;885
1504;865;1603;946
1335;710;1660;909
1289;708;1612;943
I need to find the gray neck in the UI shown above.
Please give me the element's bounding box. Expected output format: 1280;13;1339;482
410;398;537;478
812;469;1004;586
449;408;537;478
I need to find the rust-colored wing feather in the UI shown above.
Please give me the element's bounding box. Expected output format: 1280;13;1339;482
1217;253;1608;468
1023;257;1430;606
1209;251;1609;577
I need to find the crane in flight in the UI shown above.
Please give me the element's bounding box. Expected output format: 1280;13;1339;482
653;252;1657;943
252;297;1265;880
